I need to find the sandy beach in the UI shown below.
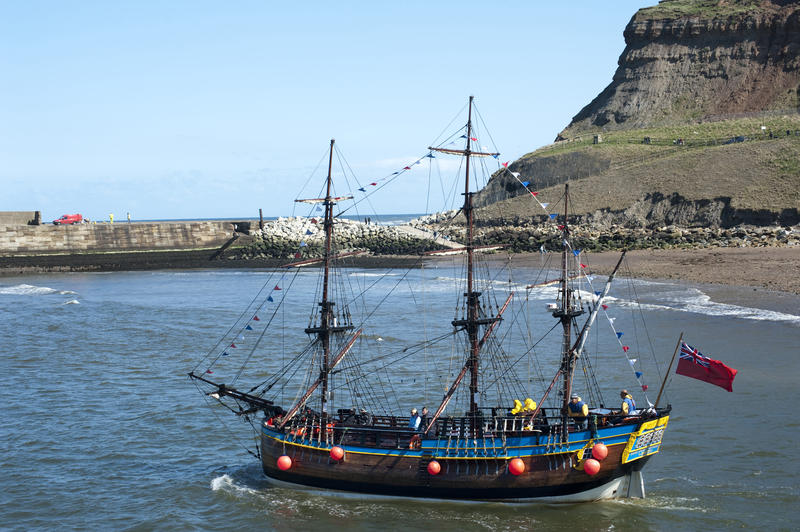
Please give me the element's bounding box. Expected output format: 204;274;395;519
508;246;800;295
3;245;800;297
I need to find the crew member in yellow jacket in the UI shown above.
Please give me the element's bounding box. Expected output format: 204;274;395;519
510;398;537;415
567;393;589;428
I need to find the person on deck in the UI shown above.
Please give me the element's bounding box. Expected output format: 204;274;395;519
419;407;430;432
620;390;637;416
567;394;589;428
408;408;421;430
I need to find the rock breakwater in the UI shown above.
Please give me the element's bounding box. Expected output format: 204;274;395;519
227;217;441;260
227;214;799;260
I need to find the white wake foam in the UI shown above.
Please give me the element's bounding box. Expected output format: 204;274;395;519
0;284;77;296
210;474;260;497
603;285;800;325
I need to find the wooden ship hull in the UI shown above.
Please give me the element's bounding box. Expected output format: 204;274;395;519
191;98;676;503
259;410;670;501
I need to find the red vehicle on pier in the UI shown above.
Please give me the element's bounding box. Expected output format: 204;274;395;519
52;214;83;225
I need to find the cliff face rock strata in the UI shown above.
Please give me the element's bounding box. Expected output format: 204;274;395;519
562;1;800;135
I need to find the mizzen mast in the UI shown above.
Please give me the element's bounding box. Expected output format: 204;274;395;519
552;183;585;438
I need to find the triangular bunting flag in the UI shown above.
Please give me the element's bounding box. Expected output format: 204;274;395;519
573;249;581;256
358;187;366;192
595;291;602;296
511;172;520;178
403;166;410;170
370;182;377;186
602;304;609;310
635;371;643;378
230;343;236;348
521;181;529;187
300;241;307;247
222;351;229;356
549;214;557;220
642;384;649;391
541;203;549;208
311;218;317;223
629;358;637;365
305;230;313;235
206;369;213;374
274;285;282;290
622;346;630;352
253;316;260;321
294;252;301;258
580;263;587;268
492;154;499;159
426;153;435;158
470;137;477;141
267;296;274;302
616;332;624;338
246;325;253;330
502;161;509;168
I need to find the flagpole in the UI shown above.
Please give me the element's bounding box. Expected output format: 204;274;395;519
654;332;683;409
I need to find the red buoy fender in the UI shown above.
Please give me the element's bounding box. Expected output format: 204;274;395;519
330;446;345;461
427;460;441;475
508;458;525;476
584;458;601;476
277;455;292;471
592;442;608;461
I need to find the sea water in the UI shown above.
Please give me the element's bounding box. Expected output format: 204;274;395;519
1;267;799;531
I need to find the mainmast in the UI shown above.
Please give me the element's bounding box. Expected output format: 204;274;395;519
428;97;500;427
463;97;480;418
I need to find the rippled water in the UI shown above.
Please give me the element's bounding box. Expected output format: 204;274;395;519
2;268;799;530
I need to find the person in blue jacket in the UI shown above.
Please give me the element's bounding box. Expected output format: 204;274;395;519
620;390;637;415
408;408;421;430
567;393;589;428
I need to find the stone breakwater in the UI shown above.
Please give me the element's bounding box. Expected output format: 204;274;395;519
230;214;800;260
229;217;442;259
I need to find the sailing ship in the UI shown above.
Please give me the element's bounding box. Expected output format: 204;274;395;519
189;97;672;502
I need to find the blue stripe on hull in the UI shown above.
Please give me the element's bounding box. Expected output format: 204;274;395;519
263;423;637;459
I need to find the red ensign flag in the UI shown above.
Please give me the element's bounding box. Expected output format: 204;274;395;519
676;342;738;392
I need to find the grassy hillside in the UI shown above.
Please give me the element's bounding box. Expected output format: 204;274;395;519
478;115;800;221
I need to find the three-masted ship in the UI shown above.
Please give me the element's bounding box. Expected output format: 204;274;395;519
190;97;672;501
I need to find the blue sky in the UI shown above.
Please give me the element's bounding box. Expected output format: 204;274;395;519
1;1;655;221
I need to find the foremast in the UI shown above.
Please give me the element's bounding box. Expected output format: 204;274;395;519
298;139;354;418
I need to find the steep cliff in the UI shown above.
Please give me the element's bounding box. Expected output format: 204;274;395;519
561;0;800;136
474;0;800;227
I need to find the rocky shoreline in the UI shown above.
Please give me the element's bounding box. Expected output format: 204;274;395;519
228;214;800;260
3;216;799;295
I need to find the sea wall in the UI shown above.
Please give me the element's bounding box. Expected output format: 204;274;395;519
0;221;235;255
0;211;40;226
